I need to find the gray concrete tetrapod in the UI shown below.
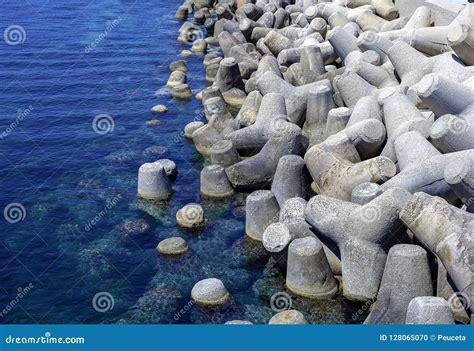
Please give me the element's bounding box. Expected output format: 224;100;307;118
210;140;240;168
364;244;433;324
325;107;351;138
381;149;474;200
430;112;474;153
378;87;432;163
405;297;455;324
245;190;280;241
412;73;474;118
444;157;474;212
333;71;377;110
394;131;441;172
326;26;360;62
256;71;332;126
304;145;396;201
305;188;412;301
303;85;336;145
192;124;223;157
225;92;287;155
200;164;234;198
436;262;471;324
321;119;387;160
399;192;474;313
286;236;338;299
262;197;341;274
448;24;474;66
225;123;303;190
236;90;262;126
270;155;311;206
137;162;172;200
262;222;293;267
214;57;245;93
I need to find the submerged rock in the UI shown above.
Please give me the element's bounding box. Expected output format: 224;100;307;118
269;310;308;324
191;278;230;307
157;237;188;255
117;219;150;239
142;146;168;158
176;203;205;229
151;104;168;113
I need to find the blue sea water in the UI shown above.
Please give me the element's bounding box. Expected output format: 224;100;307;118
0;0;363;324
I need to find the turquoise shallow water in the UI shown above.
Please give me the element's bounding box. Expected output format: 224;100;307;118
0;0;363;324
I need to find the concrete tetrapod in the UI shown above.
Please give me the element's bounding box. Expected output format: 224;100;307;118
378;86;432;163
225;122;303;190
270;155;311;206
137;162;173;200
225;92;288;155
256;71;332;126
245;190;280;241
200;165;234;199
286;236;338;299
405;297;455;324
304;145;396;201
364;244;433;324
380;149;474;200
262;197;341;274
305;188;412;301
399;192;474;313
444;158;474;212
